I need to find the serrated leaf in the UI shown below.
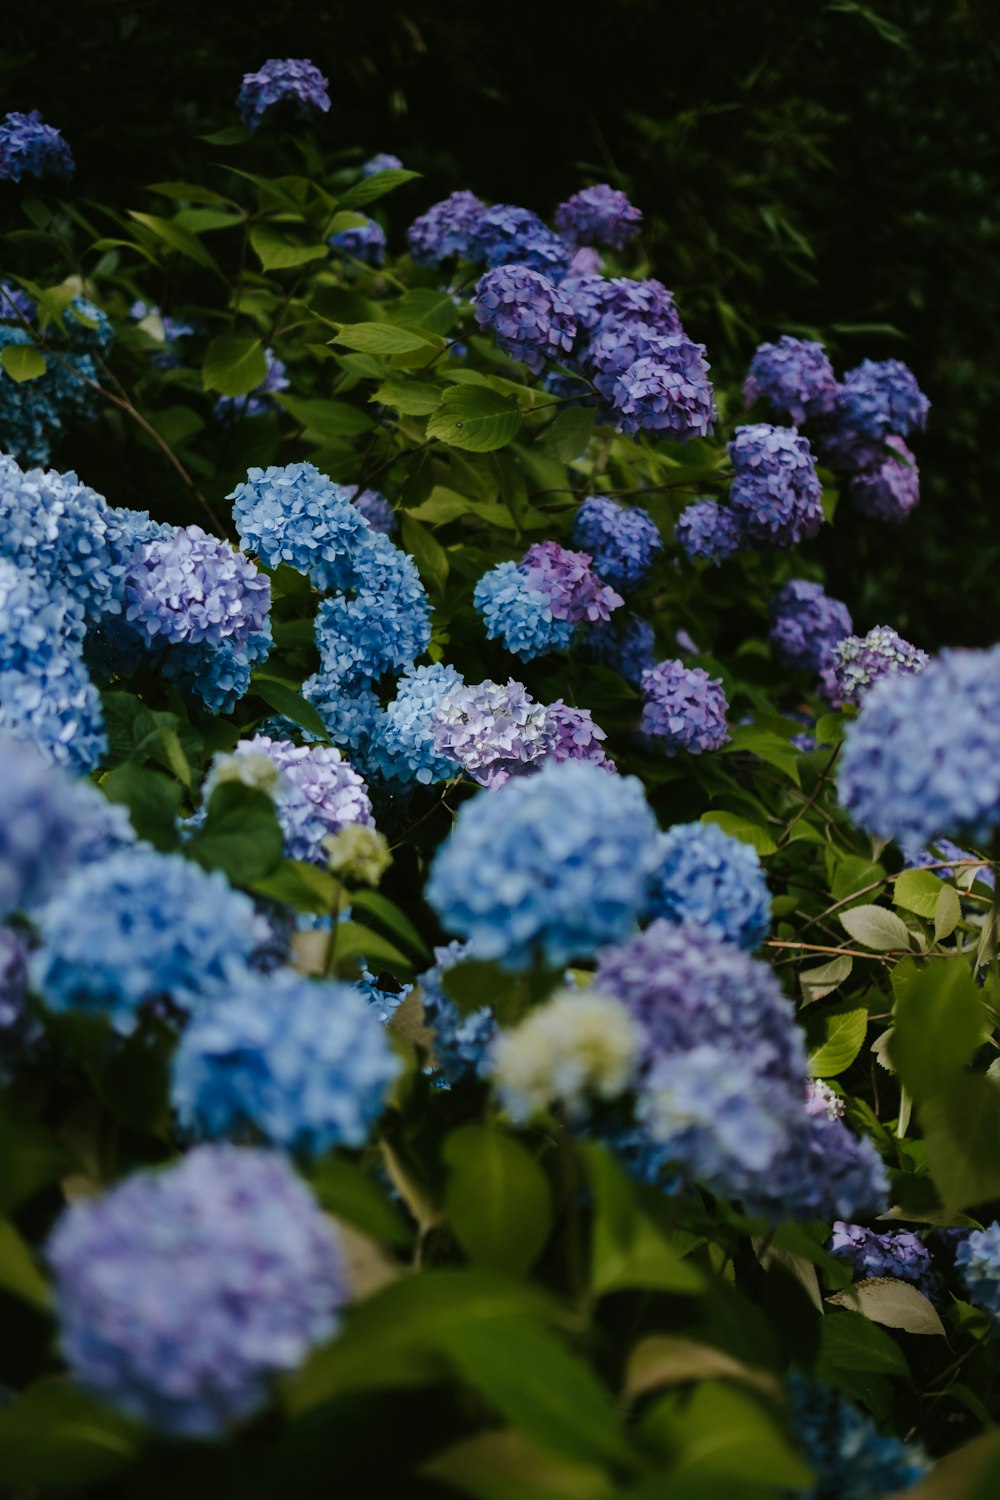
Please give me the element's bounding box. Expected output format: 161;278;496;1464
338;168;421;210
544;406;596;462
372;378;443;415
334;321;440;355
444;1126;553;1275
894;868;945;918
426;385;522;452
251;222;329;270
700;811;777;857
839;904;911;951
0;344;46;382
826;1277;946;1336
799;955;853;1006
202;335;267;396
807;1003;868;1077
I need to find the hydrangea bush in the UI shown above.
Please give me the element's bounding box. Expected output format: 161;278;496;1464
0;62;995;1500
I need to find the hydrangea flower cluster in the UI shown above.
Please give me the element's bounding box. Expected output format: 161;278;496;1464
172;969;400;1153
215;736;372;865
314;533;430;684
361;152;402;176
571;495;662;591
474;542;622;661
831;626;928;707
582;612;657;685
743;336;837;425
0;324;103;466
543;701;615;771
124;524;271;649
492;989;641;1122
471;204;571;278
419;941;497;1084
554;185;643;250
838;646;1000;848
348;485;396;535
329;216;387;267
406;191;486;267
473;265;576;373
302;674;384;759
0;925;38;1076
640;659;729;754
232;462;371;590
727;424;824;547
648;821;771;950
789;1377;928;1499
237;59;331;131
47;1146;347;1437
769;579;852;674
675;498;745;564
906;837;994;887
427;759;661;969
829;1221;938;1300
569;276;681;338
0;110;74;181
956;1223;1000;1320
849;436;920;522
0;736;107;918
430;678;552;788
215;348;289;420
837;358;930;443
367;662;465;786
609;334;715;439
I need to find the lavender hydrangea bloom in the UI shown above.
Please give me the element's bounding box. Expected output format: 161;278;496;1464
573;277;682;338
473;265;577;373
215;348;289;421
124;525;270;649
231;462;371;591
314;533;430;684
1;281;35;322
0;110;74;182
769;579;852;673
543;701;615;771
420;940;497;1083
555;185;642;250
473;561;575;660
172;969;400;1153
727;424;824;547
838;358;930;441
407;191;486;267
648;821;771;950
675;499;745;565
743;336;837;425
329;216;387;267
519;540;623;624
610;336;715;439
361;153;402;176
640;659;728;754
32;847;266;1033
371;662;465;786
789;1377;928;1500
582;612;656;685
956;1223;1000;1320
219;736;372;865
47;1146;347;1437
838;647;1000;847
237;58;331;131
587;322;691;404
832;626;928;707
850;436;920;522
471;205;571;278
829;1221;938;1299
348;486;396;536
750;1109;889;1223
427;760;661;969
572;495;662;591
430;678;552;788
906;837;994;888
302;674;383;759
0;736;104;917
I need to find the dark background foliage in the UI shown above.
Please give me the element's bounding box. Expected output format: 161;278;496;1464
4;0;999;646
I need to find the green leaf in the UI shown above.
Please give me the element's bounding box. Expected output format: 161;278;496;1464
202;335;267;396
101;764;181;851
923;1076;1000;1211
307;1156;412;1247
444;1125;553;1275
199;125;250;144
0;344;46;382
839;904;911;951
385;287;461;335
147;180;234;205
372;378;443;415
934;884;962;942
126;210;220;271
817;1307;910;1378
894;868;946;918
422;1431;615;1500
441;959;526;1020
542;406;596;462
831;856;885;904
338;168;422;210
401;514;449;593
251;223;329;270
332;920;415;977
641;1382;813;1490
0;1110;74;1215
334;322;441;355
891;957;987;1099
186;783;284;884
0;1379;141;1488
807;1002;869;1077
700;811;777;858
584;1145;703;1297
250;676;330;739
723;725;801;785
426;386;523;452
274;394;374;437
799;955;853;1006
0;1220;51;1309
349;889;431;958
251;859;338;916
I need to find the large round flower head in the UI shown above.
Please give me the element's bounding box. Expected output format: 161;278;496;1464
361;152;402;177
301;673;383;759
743;336;837;425
640;659;729;755
829;1221;938;1300
231;462;371;592
172;968;400;1153
555;185;642;250
956;1223;1000;1320
348;485;396;536
473;265;577;373
473;561;575;661
471;205;571;278
237;58;331;131
32;847;266;1033
215;348;289;421
648;821;771;950
789;1376;928;1500
329;215;386;267
370;661;465;786
159;624;273;716
750;1108;889;1223
610;336;715;440
727;424;824;547
406;190;486;267
427;759;661;970
572;495;662;592
675;498;744;565
577;277;682;338
314;533;430;684
519;540;623;625
0;110;74;182
582;612;657;686
492;988;641;1122
430;678;552;788
838;646;1000;847
543;701;615;772
219;736;372;865
0;735;104;918
838;358;930;442
831;626;928;707
586;321;687;404
47;1145;346;1438
849;435;920;522
419;940;497;1083
769;579;852;673
123;524;270;649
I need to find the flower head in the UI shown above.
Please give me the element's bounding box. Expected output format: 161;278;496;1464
769;579;852;674
838;358;930;441
0;110;74;182
492;989;641;1121
572;495;662;592
675;499;744;565
830;1221;938;1299
648;821;771;950
957;1223;1000;1320
727;424;824;547
743;336;837;425
471;205;571;278
831;626;928;707
217;736;372;865
430;678;552;788
473;561;575;661
407;191;486;267
609;335;715;439
555;185;642;250
849;436;920;522
361;153;402;177
231;462;371;592
329;216;386;267
124;524;270;649
473;264;577;373
640;659;729;754
581;612;657;685
237;59;331;131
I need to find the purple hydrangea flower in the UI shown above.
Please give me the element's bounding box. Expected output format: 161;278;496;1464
745;1108;889;1225
675;499;745;564
124;525;270;649
0;110;74;182
555;185;642;250
571;497;662;592
0;281;35;322
587;323;706;413
473;264;577;373
361;153;402;176
743;336;837;425
237;59;331;131
648;821;771;950
906;838;994;888
471;204;571;278
849;436;920;522
369;661;465;786
582;612;657;685
47;1146;347;1437
406;191;486;267
217;736;372;865
431;678;552;788
473;562;574;661
838;358;930;442
543;701;615;772
769;579;852;674
829;1221;938;1299
610;336;715;439
571;277;682;337
640;659;728;754
832;626;928;707
727;424;824;548
348;486;396;536
519;540;623;624
329;216;386;267
568;247;602;276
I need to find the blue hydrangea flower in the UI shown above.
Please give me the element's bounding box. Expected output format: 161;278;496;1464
426;759;661;969
0;325;101;467
215;348;289;421
471;205;570;278
47;1145;347;1438
355;966;412;1024
743;336;837;425
789;1377;928;1499
474;265;577;373
217;736;372;865
64;296;113;353
473;561;575;661
586;321;691;404
572;495;662;591
581;612;657;685
832;626;928;707
237;59;331;131
0;735;109;918
419;940;497;1083
32;847;266;1033
838;358;930;442
640;659;729;754
371;662;465;785
829;1221;938;1299
314;531;430;684
160;625;273;715
648;821;771;949
124;524;270;648
0;110;74;181
406;191;486;267
302;673;383;758
769;580;852;673
348;486;396;535
0;925;39;1076
838;647;1000;847
430;677;552;788
906;837;994;888
361;152;402;176
675;498;745;564
555;185;642;249
727;424;824;547
569;277;681;338
172;968;400;1153
544;701;615;771
610;336;715;439
748;1108;889;1223
231;462;371;591
956;1223;1000;1320
329;216;387;267
849;436;920;522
